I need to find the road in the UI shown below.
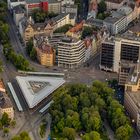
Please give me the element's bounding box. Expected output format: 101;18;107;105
0;10;119;140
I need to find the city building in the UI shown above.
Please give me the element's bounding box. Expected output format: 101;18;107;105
19;13;71;42
100;37;115;72
57;37;85;68
61;0;74;6
34;35;55;66
124;66;140;133
118;61;136;85
47;0;61;14
0;95;14;120
0;81;14;120
8;0;61;15
25;0;61;15
52;13;72;29
61;4;77;16
66;21;84;39
84;36;98;62
7;0;25;10
103;5;140;35
87;0;98;19
19;17;53;42
13;5;25;26
105;0;126;10
16;76;65;108
100;32;140;73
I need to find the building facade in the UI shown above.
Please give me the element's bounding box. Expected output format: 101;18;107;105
105;0;126;10
124;70;140;133
34;34;55;66
19;13;71;42
0;80;14;120
100;32;140;73
36;44;55;67
13;5;25;26
103;5;140;35
58;37;85;68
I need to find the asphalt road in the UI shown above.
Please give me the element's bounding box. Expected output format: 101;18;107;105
0;10;124;140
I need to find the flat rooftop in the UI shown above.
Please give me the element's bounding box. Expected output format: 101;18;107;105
16;76;65;108
105;0;124;4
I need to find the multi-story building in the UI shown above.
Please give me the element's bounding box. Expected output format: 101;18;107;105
8;0;61;15
36;43;55;67
0;80;14;120
66;21;84;39
25;0;61;15
52;13;72;29
19;13;71;42
34;34;55;66
61;0;74;6
100;32;140;73
124;67;140;133
7;0;25;10
19;17;53;42
0;95;14;120
84;37;97;62
61;4;77;16
47;0;61;14
105;0;126;10
13;5;25;26
57;37;85;68
100;37;115;72
103;5;140;35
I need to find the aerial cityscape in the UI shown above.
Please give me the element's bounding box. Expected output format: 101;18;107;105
0;0;140;140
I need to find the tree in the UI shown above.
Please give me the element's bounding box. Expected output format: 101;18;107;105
1;112;11;126
97;13;105;20
26;39;33;55
63;127;76;140
30;47;37;60
98;0;107;14
20;131;31;140
3;127;9;137
54;24;73;33
12;131;31;140
39;123;46;138
10;120;16;128
81;26;93;39
0;120;3;129
0;60;3;72
65;110;81;131
82;131;101;140
115;124;133;140
11;136;21;140
32;9;47;23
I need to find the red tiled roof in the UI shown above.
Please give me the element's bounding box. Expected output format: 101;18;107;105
69;21;84;33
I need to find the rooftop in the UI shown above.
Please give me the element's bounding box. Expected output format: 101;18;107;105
105;0;125;4
38;43;54;54
129;21;140;34
0;80;5;93
68;21;84;33
52;13;69;23
13;5;25;14
118;31;140;42
16;76;65;108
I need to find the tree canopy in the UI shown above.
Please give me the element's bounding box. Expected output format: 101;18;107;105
54;24;73;33
11;131;31;140
49;81;133;139
32;10;58;23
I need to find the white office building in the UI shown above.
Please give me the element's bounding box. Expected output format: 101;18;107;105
58;37;85;68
